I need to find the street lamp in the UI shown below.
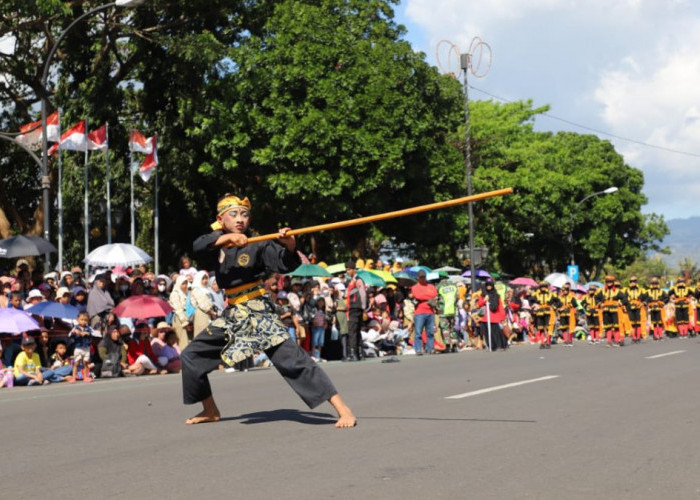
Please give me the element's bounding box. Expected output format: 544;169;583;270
0;130;45;171
569;186;618;266
39;0;144;270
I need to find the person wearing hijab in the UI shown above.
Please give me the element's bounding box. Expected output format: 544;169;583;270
98;325;130;377
477;279;507;351
71;286;88;314
209;275;226;315
87;275;115;320
59;271;75;292
154;277;170;301
190;270;216;336
169;276;192;352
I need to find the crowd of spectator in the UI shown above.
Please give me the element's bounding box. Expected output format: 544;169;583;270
2;254;687;390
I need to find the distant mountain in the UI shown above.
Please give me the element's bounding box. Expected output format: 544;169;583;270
656;217;700;268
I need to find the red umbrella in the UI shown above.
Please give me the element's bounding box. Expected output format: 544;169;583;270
112;295;173;319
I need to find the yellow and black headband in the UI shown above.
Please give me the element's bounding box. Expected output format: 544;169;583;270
210;196;252;230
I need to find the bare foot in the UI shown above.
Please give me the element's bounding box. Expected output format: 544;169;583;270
329;394;357;428
185;410;221;425
185;396;221;425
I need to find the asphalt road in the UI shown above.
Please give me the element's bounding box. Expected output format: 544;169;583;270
3;338;700;500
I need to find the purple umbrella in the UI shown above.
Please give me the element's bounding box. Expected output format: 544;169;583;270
461;269;492;279
0;308;40;334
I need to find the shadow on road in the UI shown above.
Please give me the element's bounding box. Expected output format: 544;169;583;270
223;408;337;425
359;416;537;423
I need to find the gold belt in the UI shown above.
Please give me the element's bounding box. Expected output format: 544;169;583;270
225;280;266;305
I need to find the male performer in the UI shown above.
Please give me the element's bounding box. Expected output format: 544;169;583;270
645;277;667;341
557;283;578;346
623;276;647;343
595;275;629;347
582;284;601;343
531;281;560;349
181;194;356;427
671;278;693;338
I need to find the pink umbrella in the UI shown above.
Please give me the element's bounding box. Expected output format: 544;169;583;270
509;277;538;287
112;295;173;319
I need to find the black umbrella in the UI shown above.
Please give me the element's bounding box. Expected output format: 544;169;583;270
0;235;57;258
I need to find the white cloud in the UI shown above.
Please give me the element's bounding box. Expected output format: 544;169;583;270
400;0;700;219
593;19;700;217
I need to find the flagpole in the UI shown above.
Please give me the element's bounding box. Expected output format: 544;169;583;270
130;130;135;246
84;118;89;261
105;123;112;245
154;133;159;275
57;109;63;272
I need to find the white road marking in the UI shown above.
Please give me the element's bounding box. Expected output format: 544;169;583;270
645;350;686;359
445;375;560;399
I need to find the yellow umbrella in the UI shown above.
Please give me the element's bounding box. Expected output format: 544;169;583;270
369;269;397;284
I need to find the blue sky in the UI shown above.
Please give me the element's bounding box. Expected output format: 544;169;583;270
395;0;700;222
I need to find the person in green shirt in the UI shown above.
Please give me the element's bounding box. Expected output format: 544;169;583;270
437;279;459;352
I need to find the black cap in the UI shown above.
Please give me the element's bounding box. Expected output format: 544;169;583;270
21;335;36;346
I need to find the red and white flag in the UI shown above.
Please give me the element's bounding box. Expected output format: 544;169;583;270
139;134;158;181
87;124;108;151
15;111;60;150
48;120;87;155
129;129;153;154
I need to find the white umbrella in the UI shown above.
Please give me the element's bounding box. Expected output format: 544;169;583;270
433;266;462;274
544;272;577;289
83;243;153;267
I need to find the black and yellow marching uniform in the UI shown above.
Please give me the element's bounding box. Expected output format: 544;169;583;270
531;282;561;349
623;277;648;343
645;278;667;340
670;278;693;337
558;287;578;345
582;287;601;342
595;276;629;346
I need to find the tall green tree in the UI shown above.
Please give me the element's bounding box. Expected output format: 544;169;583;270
0;1;667;276
466;100;668;280
191;0;465;261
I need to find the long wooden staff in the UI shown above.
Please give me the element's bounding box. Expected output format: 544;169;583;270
247;187;513;244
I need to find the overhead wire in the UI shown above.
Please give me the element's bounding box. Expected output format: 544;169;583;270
469;85;700;159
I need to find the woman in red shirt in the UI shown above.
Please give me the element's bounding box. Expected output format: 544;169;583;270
126;321;165;375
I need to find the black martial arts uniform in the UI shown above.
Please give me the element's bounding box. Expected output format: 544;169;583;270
181;230;336;407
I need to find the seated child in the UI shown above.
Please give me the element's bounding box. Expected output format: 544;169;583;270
14;336;45;386
0;348;13;388
159;331;181;373
48;341;75;383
